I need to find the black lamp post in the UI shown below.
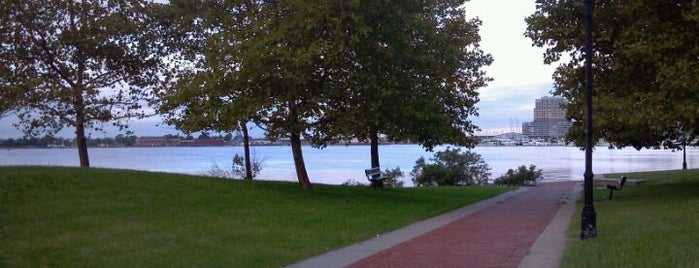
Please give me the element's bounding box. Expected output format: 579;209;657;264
581;0;598;239
683;138;687;170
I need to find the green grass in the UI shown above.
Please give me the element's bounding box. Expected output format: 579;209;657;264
0;166;511;267
563;169;699;268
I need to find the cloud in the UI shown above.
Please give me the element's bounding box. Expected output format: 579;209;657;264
473;82;553;132
465;0;557;87
478;82;553;102
463;0;558;132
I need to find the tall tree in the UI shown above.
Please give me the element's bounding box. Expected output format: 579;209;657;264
525;0;699;149
156;0;336;189
0;0;164;166
233;0;340;190
156;0;490;189
314;0;492;168
153;0;261;181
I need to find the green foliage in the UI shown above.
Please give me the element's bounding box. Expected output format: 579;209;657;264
0;166;511;267
231;154;261;179
341;179;365;186
208;154;263;180
493;165;543;186
315;0;493;150
411;147;491;186
114;132;137;147
223;133;233;141
0;0;165;166
153;0;491;188
525;0;699;149
563;169;699;268
382;167;405;188
153;0;254;135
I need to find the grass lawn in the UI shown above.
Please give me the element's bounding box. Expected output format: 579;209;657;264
563;169;699;268
0;166;511;267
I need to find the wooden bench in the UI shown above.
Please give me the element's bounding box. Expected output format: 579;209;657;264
365;167;386;189
606;176;627;200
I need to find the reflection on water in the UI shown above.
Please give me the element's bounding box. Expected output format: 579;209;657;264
2;145;698;186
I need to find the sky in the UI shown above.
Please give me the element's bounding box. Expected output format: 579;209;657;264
464;0;557;134
0;0;557;139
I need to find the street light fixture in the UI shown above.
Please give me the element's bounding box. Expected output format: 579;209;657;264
581;0;598;239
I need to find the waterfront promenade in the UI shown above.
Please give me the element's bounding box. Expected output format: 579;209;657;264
287;181;580;268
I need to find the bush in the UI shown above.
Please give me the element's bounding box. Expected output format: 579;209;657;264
382;167;404;188
231;154;262;179
493;165;543;186
341;179;365;186
208;153;263;180
410;147;491;186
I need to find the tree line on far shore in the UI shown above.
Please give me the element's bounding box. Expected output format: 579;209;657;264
0;132;234;148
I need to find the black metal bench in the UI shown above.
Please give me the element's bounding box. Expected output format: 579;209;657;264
365;167;386;189
606;176;627;200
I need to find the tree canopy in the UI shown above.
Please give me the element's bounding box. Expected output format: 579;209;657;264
153;0;491;189
525;0;699;149
315;0;492;168
0;0;164;166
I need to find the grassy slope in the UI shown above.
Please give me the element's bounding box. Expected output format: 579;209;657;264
0;166;510;267
563;169;699;268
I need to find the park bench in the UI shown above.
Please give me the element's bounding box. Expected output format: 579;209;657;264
606;176;627;200
365;167;387;189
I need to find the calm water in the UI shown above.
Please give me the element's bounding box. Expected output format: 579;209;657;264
2;144;698;186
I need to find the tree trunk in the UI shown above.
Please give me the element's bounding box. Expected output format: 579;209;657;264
241;122;253;180
74;43;89;167
75;109;90;167
370;128;380;168
287;100;312;190
290;132;312;190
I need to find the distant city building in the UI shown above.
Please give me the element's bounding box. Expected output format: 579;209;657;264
522;96;572;140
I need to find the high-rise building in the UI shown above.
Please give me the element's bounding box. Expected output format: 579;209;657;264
522;96;572;140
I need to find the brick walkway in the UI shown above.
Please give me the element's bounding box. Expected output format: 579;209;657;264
346;181;577;268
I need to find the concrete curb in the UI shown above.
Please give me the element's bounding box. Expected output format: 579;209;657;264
285;187;531;268
518;182;582;268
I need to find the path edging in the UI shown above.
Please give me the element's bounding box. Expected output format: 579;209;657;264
518;182;582;268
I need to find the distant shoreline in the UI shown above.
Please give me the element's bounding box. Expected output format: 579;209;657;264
2;142;575;150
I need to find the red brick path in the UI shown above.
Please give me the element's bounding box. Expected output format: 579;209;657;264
347;181;577;268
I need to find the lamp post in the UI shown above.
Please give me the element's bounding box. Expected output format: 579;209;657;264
581;0;598;239
683;138;687;170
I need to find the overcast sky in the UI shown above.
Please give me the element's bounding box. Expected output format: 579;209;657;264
0;0;557;139
465;0;557;135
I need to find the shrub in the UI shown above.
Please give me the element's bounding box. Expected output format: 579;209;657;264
382;167;405;188
341;179;365;186
410;147;491;186
208;153;263;180
494;165;543;186
231;154;262;179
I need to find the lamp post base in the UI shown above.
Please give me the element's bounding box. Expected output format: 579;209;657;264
581;205;597;239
